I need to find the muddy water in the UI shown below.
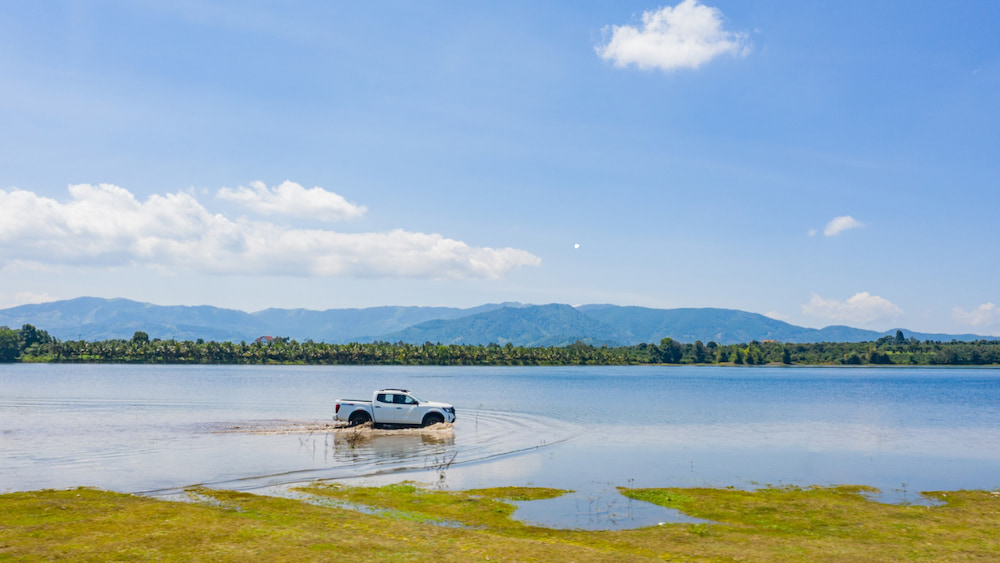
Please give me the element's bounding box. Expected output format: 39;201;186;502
3;364;1000;529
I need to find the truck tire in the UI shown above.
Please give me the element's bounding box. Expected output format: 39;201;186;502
422;413;445;427
348;411;372;426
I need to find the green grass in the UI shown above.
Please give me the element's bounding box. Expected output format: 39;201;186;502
299;482;569;532
2;484;998;561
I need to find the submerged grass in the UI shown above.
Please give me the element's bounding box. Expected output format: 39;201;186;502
2;483;999;561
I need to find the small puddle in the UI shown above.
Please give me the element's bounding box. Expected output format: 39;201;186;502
862;488;946;507
512;490;710;531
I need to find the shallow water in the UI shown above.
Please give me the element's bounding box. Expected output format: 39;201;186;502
2;364;999;529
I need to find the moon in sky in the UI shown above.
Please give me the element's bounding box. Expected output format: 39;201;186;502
574;243;580;249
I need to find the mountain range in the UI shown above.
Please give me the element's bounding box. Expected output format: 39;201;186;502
0;297;994;346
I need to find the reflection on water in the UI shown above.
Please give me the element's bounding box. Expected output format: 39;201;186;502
3;364;1000;529
326;427;456;475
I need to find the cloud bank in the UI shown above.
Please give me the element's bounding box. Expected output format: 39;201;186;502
596;0;750;71
0;183;540;279
823;216;865;236
802;292;903;324
953;303;999;328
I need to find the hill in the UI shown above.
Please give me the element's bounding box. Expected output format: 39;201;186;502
1;297;995;345
0;297;496;343
0;297;252;342
575;305;881;344
383;303;622;347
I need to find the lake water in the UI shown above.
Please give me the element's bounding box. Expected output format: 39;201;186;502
3;364;999;529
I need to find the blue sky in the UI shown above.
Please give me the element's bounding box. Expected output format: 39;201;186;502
1;0;998;334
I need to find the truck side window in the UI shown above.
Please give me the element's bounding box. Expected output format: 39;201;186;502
377;393;392;403
395;395;416;405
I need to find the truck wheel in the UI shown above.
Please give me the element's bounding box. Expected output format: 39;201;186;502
422;413;445;427
348;411;371;426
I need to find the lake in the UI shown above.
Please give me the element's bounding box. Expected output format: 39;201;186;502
3;364;999;529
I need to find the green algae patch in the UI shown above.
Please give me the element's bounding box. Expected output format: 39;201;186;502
3;484;1000;562
619;485;1000;561
0;486;643;562
465;486;568;501
297;482;570;532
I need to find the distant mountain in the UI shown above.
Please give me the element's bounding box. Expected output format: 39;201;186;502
382;303;622;347
576;305;906;344
0;297;252;342
879;328;998;343
1;297;996;345
0;297;496;342
247;303;503;343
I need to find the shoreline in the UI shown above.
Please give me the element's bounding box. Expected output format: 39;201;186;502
4;481;999;561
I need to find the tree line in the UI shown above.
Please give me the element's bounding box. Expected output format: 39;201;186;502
2;325;999;366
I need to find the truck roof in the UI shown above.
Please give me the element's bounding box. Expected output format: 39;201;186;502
378;388;410;393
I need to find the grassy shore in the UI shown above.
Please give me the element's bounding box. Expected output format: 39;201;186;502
2;483;999;561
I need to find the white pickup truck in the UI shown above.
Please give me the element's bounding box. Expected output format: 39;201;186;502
334;389;456;427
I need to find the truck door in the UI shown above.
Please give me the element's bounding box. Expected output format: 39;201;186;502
374;392;397;423
393;393;420;424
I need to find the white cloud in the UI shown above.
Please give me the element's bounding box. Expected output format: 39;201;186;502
764;311;790;321
217;180;366;221
0;184;540;280
802;292;903;325
823;215;865;237
953;303;1000;327
596;0;750;71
